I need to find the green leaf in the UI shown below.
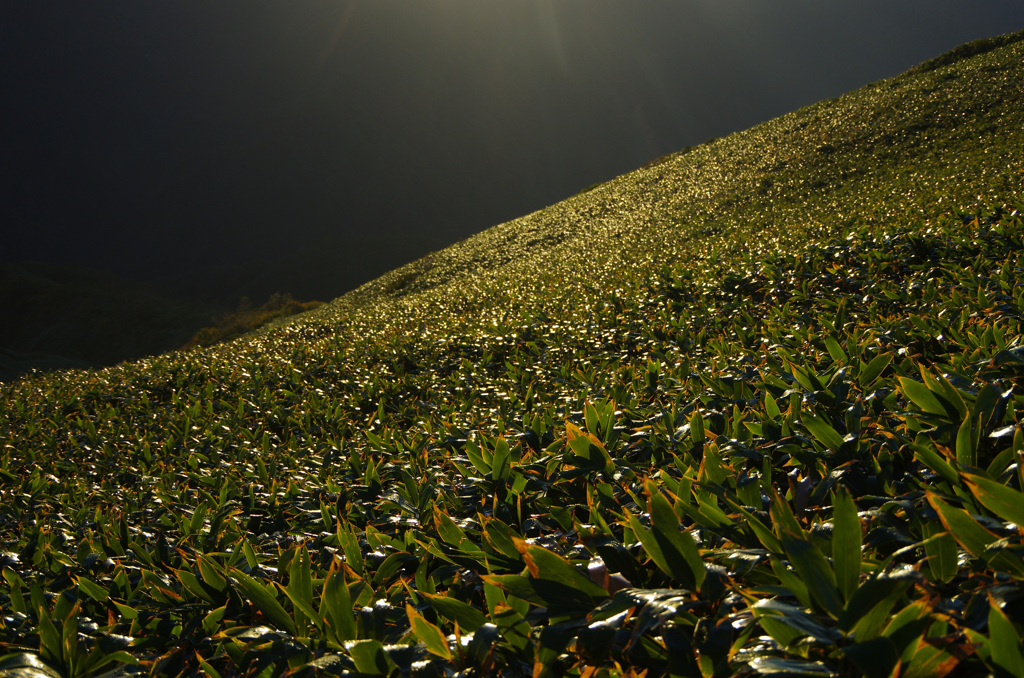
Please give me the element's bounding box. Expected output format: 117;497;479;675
955;413;978;467
752;599;840;645
910;442;959;487
882;600;931;663
769;490;804;540
897;377;950;417
720;496;783;554
779;529;842;618
406;604;452;660
491;437;511;484
197;555;229;593
520;542;609;600
647;485;706;590
2;570;27;614
963;473;1024;527
37;603;62;667
859;353;893;387
484;543;607;614
903;637;965;678
189;500;209;535
838;575;912;640
419;590;488;632
230;569;297;636
196;651;224;678
746;657;835;676
434;505;468;547
76;576;109;604
831;487;862;602
689;409;705;447
347;639;397;676
988;596;1024;676
465;439;491;476
176;568;216;604
202;604;228;636
927;494;1024;578
321;566;357;641
927;493;997;559
922;525;958;585
112;600;138;620
287;546;315;636
802;411;844;452
825;337;848;363
790;361;825;394
584;401;600;437
566;422;613;475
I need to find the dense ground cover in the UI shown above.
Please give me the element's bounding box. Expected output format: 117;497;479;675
2;31;1024;677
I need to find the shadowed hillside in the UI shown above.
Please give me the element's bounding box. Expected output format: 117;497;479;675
0;263;223;382
1;31;1024;677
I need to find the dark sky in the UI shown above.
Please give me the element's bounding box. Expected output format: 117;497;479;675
3;1;1023;301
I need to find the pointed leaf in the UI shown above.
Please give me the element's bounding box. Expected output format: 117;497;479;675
779;529;842;618
230;569;297;636
647;484;706;590
322;566;357;641
803;412;844;452
406;604;452;660
859;353;892;387
988;596;1024;676
419;590;488;632
963;473;1024;527
831;487;862;602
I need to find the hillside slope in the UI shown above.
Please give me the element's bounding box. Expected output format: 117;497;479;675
1;32;1023;677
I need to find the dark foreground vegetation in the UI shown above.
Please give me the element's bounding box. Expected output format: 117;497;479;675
2;31;1024;677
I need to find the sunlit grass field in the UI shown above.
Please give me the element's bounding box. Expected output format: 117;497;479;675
2;31;1024;677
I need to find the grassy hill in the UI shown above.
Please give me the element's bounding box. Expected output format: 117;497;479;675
2;31;1024;677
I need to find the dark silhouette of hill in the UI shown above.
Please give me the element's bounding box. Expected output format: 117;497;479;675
0;262;222;381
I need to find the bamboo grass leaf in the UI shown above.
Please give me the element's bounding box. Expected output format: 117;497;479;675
802;412;845;452
987;596;1024;676
406;604;452;660
752;599;840;645
825;337;848;363
485;543;607;613
897;377;953;418
76;576;109;604
926;493;997;559
195;651;225;678
955;414;979;467
647;483;706;590
963;473;1024;527
837;575;912;639
909;443;959;487
841;637;900;678
922;525;958;585
322;566;357;641
229;569;297;636
287;545;314;636
36;603;62;668
779;530;843;618
831;487;861;602
197;555;229;593
419;590;488;632
858;353;892;388
347;639;397;676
